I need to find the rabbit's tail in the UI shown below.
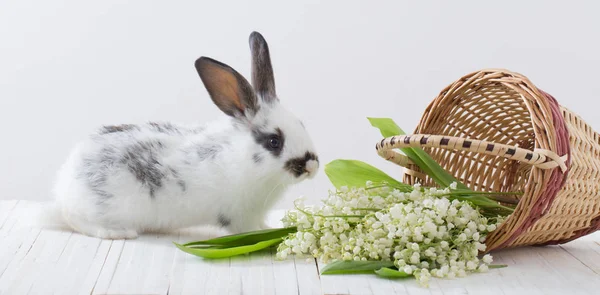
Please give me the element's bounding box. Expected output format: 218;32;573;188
30;201;70;231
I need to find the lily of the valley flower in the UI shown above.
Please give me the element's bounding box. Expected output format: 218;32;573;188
276;183;504;287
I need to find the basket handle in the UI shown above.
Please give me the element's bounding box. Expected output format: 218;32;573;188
376;134;568;173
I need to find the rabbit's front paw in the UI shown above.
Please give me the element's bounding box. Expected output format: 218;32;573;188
95;228;139;240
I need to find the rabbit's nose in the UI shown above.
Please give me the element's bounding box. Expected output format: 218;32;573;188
305;159;319;176
285;152;318;177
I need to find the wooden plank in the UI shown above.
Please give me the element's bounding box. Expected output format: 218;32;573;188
368;276;415;295
168;252;212;295
0;201;27;239
226;251;247;294
0;202;44;293
0;228;70;294
24;232;112;295
76;239;114;294
428;277;467;295
201;256;230;294
535;244;600;294
93;233;179;295
270;252;300;295
476;246;595;295
168;227;229;295
135;233;179;294
0;201;29;273
0;200;113;295
0;200;18;230
317;259;350;295
405;279;436;295
242;250;277;295
266;209;311;294
226;249;279;295
560;240;600;275
460;270;507;295
0;229;40;291
91;239;126;294
492;248;553;295
294;256;322;295
27;230;91;295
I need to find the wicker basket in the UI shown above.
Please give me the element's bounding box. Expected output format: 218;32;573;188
375;69;600;252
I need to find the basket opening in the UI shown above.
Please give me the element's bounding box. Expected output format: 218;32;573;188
415;81;535;201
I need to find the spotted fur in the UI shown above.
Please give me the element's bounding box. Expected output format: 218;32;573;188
252;153;263;163
218;213;232;227
100;124;139;134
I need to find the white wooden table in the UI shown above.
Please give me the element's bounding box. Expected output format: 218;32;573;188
1;200;599;295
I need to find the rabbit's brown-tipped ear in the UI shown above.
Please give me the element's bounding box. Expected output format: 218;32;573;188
195;57;259;119
249;31;277;102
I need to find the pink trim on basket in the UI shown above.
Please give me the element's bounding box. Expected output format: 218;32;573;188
543;216;600;245
492;90;571;250
543;91;600;244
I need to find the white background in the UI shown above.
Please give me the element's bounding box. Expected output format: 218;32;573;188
1;0;599;209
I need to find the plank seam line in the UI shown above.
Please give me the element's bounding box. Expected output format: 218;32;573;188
292;257;300;295
89;240;119;295
0;200;19;230
559;244;600;275
27;231;75;294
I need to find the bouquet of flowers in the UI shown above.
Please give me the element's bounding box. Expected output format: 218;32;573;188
174;118;517;287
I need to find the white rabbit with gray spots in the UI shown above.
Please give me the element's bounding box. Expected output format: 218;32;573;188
49;32;319;239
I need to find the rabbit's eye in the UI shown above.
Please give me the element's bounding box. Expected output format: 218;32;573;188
268;136;281;149
254;127;284;156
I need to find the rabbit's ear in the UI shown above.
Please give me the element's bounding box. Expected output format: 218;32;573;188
249;31;277;102
195;57;259;119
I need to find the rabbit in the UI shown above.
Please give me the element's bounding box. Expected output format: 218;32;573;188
47;31;319;239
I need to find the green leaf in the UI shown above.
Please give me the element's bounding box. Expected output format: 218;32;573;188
489;264;508;269
324;159;407;189
174;238;283;259
375;267;412;278
182;227;297;247
366;117;407;137
367;117;468;189
321;260;395;275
